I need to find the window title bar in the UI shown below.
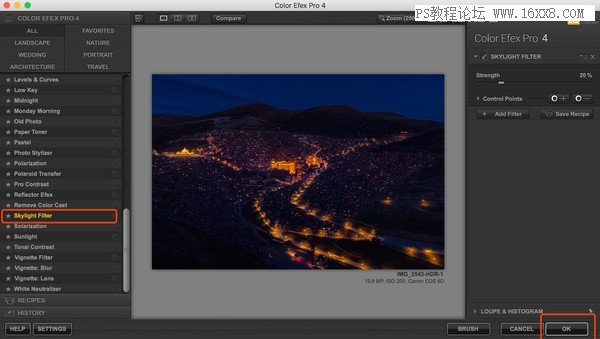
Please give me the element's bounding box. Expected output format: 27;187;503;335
0;0;596;11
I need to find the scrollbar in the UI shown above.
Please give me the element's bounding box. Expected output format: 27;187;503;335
123;208;130;293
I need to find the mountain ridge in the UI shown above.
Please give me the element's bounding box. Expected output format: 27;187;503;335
153;103;442;146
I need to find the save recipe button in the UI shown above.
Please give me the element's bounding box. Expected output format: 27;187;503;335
447;323;491;336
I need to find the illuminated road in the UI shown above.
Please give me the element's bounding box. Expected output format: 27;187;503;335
251;145;374;269
249;137;443;269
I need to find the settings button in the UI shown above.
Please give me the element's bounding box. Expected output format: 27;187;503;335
32;323;72;336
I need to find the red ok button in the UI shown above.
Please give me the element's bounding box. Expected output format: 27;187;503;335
545;322;589;337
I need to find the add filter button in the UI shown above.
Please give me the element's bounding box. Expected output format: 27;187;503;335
545;322;589;337
32;323;71;336
447;323;491;336
476;109;530;119
501;323;540;336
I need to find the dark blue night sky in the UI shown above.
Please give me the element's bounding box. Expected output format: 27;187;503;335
152;74;444;122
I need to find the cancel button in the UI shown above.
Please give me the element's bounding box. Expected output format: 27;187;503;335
501;323;540;336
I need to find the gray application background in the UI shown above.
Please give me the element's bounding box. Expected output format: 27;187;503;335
131;25;465;319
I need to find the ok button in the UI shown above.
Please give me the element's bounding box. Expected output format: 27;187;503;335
545;322;589;337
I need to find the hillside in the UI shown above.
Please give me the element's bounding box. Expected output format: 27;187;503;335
152;103;443;147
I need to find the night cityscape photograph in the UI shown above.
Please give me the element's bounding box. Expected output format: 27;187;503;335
152;74;445;269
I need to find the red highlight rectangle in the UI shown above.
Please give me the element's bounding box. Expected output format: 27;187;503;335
540;313;596;339
1;208;118;225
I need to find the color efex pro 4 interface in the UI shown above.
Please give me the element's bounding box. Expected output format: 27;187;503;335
0;1;599;338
